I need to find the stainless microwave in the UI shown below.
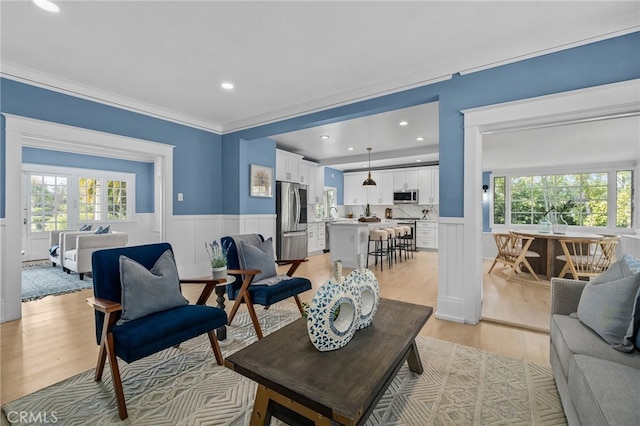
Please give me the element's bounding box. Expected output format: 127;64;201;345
393;190;418;204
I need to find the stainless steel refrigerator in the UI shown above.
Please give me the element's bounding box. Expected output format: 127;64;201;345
276;181;308;260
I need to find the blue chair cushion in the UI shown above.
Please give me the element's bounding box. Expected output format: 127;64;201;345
221;235;311;305
112;304;227;363
227;276;312;306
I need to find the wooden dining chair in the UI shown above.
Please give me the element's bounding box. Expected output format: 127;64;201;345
488;233;540;281
556;238;619;280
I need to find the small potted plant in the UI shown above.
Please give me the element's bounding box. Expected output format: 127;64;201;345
206;240;228;279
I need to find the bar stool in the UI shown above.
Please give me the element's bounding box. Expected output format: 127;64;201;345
367;229;388;271
392;226;406;262
383;227;397;266
400;225;413;259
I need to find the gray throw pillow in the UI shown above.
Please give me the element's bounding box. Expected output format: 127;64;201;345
238;238;277;283
117;249;188;324
576;271;640;352
95;225;110;234
590;259;633;284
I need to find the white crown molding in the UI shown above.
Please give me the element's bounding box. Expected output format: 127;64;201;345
1;62;223;134
459;27;640;76
220;74;454;133
3;24;639;137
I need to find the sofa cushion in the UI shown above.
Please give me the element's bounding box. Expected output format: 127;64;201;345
551;314;640;381
569;354;640;426
117;249;188;324
576;267;640;352
64;249;77;261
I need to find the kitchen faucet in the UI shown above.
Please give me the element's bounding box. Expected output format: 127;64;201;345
329;206;338;219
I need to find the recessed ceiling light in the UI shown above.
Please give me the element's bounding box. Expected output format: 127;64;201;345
416;136;425;141
220;82;234;90
33;0;59;12
416;159;422;162
347;147;354;151
320;135;330;140
398;121;409;126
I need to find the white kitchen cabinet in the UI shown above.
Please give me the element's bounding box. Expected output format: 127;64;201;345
369;171;394;205
304;162;324;204
343;172;369;205
308;222;319;254
298;161;310;185
317;223;326;251
416;221;438;250
418;166;439;204
307;222;326;255
393;170;419;191
276;149;302;183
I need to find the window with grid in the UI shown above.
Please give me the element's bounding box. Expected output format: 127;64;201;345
107;180;128;220
29;174;68;232
79;178;102;221
493;169;633;229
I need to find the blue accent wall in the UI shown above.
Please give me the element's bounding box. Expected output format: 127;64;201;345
220;32;640;217
23;147;154;213
241;138;277;214
324;167;344;205
0;78;222;216
1;32;639;219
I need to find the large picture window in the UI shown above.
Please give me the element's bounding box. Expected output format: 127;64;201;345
493;169;633;229
26;166;134;233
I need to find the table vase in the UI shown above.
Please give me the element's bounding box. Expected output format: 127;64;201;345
552;213;568;234
539;215;552;233
307;261;359;352
346;253;379;329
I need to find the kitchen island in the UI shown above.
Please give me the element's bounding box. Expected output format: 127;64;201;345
328;219;397;268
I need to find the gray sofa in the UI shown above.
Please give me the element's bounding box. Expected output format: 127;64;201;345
550;277;640;425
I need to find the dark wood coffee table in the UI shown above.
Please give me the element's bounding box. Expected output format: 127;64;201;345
224;298;433;425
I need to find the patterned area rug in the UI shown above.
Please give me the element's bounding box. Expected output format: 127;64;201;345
21;262;92;302
2;305;566;425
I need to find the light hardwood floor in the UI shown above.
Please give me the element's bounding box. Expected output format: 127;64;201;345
1;251;551;407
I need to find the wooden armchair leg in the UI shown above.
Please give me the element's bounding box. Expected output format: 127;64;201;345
95;341;108;381
207;331;224;365
245;300;264;340
106;333;128;420
227;297;243;325
293;295;304;315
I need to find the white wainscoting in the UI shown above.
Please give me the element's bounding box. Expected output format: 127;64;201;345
621;235;640;258
166;214;276;278
436;219;467;323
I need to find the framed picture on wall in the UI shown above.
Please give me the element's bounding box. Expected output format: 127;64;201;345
250;164;273;198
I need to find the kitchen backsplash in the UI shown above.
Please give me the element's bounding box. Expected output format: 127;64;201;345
307;203;438;221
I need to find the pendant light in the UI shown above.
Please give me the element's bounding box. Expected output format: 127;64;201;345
362;147;377;187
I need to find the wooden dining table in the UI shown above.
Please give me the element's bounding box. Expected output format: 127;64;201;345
510;230;605;280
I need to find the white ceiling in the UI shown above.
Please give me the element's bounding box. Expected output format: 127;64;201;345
1;1;639;170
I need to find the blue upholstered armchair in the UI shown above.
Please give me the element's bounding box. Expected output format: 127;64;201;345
87;243;228;420
221;234;312;339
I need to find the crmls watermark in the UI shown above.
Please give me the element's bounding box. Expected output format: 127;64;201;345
6;411;58;424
